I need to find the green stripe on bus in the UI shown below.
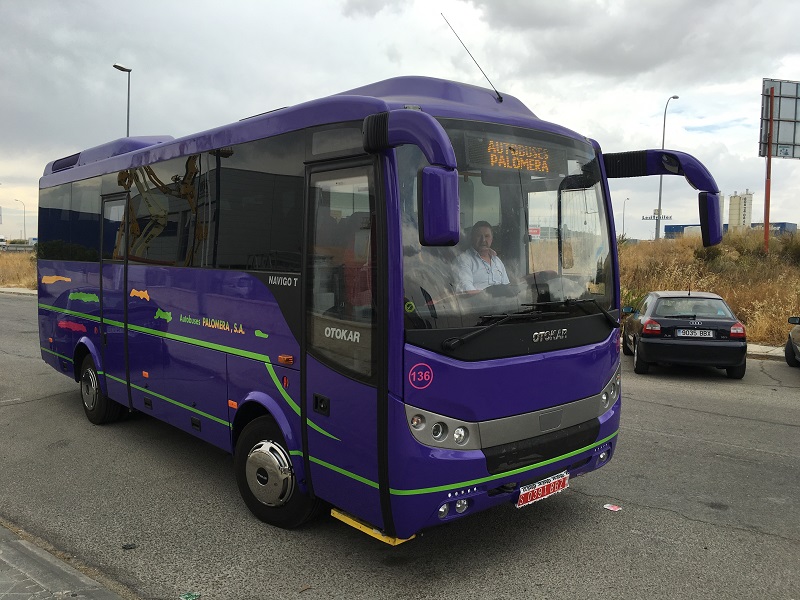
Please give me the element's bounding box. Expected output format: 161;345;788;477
39;304;338;439
38;303;270;363
303;430;618;497
40;347;74;363
105;373;231;427
38;303;101;322
388;430;619;496
263;363;340;441
309;456;380;489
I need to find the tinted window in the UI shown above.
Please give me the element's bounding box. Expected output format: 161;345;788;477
653;297;733;318
123;156;199;265
70;178;101;261
215;131;304;271
307;165;376;379
38;184;72;259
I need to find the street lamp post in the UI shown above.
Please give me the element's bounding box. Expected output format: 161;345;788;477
113;63;132;137
655;94;679;240
14;199;26;242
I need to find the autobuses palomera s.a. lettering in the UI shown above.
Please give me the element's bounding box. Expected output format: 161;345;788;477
37;76;722;544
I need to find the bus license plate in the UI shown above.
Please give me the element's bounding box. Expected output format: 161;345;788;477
676;329;713;338
516;471;569;509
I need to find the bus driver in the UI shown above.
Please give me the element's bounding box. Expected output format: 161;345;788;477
454;221;510;294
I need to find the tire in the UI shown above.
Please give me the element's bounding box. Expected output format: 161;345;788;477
622;330;633;356
633;338;649;374
80;356;124;424
234;416;322;529
726;362;746;379
785;339;800;367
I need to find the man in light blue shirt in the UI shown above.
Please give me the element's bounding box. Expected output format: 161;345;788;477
454;221;510;294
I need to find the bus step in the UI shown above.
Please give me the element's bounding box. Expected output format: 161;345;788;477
330;508;415;546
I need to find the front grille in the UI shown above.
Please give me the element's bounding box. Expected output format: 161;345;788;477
483;418;601;475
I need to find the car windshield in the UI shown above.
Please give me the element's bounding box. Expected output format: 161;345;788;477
653;297;733;318
399;119;613;330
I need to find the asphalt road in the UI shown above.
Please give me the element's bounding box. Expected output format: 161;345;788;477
1;293;798;600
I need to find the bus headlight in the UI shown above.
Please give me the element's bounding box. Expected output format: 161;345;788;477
453;426;468;446
455;499;469;514
438;504;449;519
431;422;448;441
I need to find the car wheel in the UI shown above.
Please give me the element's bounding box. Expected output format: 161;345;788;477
633;338;649;374
785;339;800;367
235;415;322;529
726;362;746;379
80;356;124;424
622;329;633;356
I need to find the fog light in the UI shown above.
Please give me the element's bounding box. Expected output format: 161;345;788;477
410;414;425;430
438;504;449;519
455;498;469;513
431;422;448;442
453;426;468;446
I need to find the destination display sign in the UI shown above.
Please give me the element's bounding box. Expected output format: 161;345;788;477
466;133;567;175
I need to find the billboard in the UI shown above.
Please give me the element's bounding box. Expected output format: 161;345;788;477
759;78;800;159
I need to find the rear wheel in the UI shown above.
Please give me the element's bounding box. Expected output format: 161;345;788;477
80;356;124;424
633;338;649;374
726;362;746;379
234;416;322;529
785;339;800;367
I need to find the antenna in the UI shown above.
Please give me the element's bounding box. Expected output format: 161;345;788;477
441;13;502;103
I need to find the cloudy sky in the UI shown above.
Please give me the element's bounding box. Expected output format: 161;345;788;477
1;0;798;241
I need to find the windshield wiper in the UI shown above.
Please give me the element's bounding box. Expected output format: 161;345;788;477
441;309;567;351
522;298;620;329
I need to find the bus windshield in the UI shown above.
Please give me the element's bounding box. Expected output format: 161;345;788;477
400;119;613;330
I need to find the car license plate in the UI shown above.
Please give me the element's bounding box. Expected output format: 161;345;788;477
516;471;569;508
676;329;714;338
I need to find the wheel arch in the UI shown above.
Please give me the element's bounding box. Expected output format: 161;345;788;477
231;392;300;456
72;337;103;384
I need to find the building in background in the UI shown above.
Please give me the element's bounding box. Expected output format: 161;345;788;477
664;222;797;239
728;189;753;231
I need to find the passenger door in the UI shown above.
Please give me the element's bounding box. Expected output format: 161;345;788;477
303;161;385;529
99;196;130;407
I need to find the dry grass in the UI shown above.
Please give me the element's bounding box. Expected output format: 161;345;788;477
0;252;37;289
620;230;800;346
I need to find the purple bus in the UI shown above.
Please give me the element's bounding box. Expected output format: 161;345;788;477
37;76;722;543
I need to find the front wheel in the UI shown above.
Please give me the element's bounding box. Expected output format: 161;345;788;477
234;416;322;529
80;356;124;424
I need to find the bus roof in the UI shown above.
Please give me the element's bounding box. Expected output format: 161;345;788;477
41;76;586;187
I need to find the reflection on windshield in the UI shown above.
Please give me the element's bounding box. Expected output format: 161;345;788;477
399;121;613;331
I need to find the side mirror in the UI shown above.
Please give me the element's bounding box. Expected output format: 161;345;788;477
363;109;461;247
419;167;459;246
698;191;723;247
788;317;800;325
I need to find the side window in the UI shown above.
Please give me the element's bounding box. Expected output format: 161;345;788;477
38;185;71;259
70;178;101;261
124;157;198;265
215;131;304;271
306;165;376;379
